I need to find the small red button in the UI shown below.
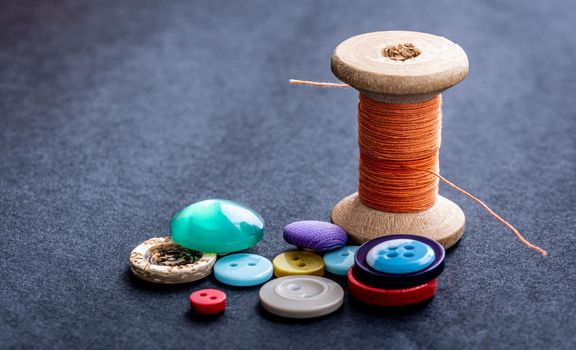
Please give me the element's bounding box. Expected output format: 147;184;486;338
347;268;436;307
189;289;226;315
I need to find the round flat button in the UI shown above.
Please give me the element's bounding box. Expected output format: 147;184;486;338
323;246;359;276
366;239;435;274
213;253;273;287
129;237;216;284
348;268;437;307
189;289;226;315
354;234;445;289
259;276;344;318
272;251;324;277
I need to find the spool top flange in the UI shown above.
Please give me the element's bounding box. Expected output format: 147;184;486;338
331;31;469;103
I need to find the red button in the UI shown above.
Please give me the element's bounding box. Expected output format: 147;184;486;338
347;268;436;307
189;289;226;315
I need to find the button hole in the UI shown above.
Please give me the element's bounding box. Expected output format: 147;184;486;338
209;296;217;300
341;253;349;256
404;252;414;257
287;283;301;291
404;245;415;250
291;256;300;261
200;293;207;297
386;252;398;258
248;262;257;266
298;263;306;267
230;263;238;267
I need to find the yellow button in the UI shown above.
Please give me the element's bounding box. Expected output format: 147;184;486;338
272;251;325;277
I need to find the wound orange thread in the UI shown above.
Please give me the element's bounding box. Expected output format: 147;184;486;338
290;78;548;256
358;94;441;213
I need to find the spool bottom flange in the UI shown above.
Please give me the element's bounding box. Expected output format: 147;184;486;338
331;193;465;249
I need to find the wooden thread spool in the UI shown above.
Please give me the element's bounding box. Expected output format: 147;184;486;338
330;31;469;249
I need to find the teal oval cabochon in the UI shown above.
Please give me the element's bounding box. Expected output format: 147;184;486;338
170;199;264;254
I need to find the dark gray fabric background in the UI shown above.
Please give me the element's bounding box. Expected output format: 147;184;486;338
1;0;575;349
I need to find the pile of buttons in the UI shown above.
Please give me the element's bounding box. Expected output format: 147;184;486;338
348;234;445;307
257;220;359;318
129;199;266;287
279;220;358;278
130;198;271;315
129;199;447;318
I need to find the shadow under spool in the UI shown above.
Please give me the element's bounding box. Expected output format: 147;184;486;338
330;31;469;249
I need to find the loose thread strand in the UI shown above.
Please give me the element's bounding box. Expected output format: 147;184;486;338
289;79;350;88
289;79;548;256
408;166;548;256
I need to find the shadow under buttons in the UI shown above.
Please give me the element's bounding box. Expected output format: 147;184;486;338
354;234;444;289
189;289;226;315
347;268;437;307
259;276;344;318
129;237;216;284
214;253;273;287
272;251;324;277
323;246;359;276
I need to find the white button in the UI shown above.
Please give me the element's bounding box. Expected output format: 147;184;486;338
259;276;344;318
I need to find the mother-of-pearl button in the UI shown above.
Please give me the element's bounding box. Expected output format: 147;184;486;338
259;276;344;318
129;237;216;284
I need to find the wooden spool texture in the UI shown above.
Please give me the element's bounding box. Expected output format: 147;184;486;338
330;31;469;249
332;193;464;248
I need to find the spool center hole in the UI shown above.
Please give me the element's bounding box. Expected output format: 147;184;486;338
382;43;421;61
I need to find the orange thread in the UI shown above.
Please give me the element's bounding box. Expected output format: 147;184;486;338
407;166;548;256
289;79;350;88
290;79;548;256
358;94;441;213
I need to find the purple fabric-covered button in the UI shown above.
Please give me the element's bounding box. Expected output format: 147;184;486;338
283;221;348;252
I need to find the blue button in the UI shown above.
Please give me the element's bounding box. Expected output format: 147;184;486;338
214;253;273;286
323;246;359;276
366;239;435;274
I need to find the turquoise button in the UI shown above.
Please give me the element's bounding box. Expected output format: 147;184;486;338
214;253;273;287
366;239;435;274
323;246;358;276
170;199;264;254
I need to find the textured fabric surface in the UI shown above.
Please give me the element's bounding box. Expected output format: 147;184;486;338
1;0;575;349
